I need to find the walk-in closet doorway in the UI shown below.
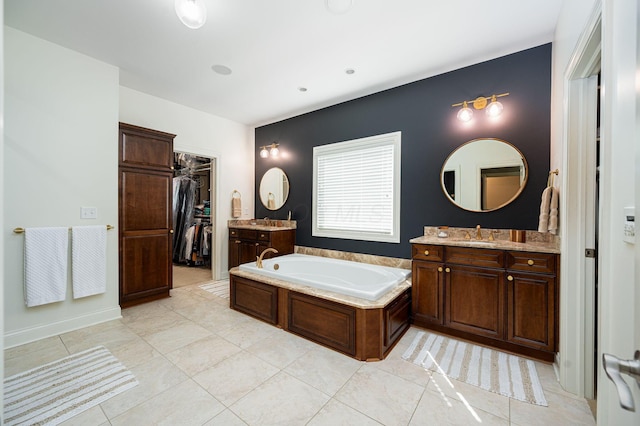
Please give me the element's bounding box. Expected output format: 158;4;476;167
172;151;217;288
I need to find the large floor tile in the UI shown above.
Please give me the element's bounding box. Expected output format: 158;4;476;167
216;317;278;349
245;328;314;369
193;350;279;406
307;399;382;426
100;356;189;419
410;387;509;425
285;345;362;396
165;335;242;376
510;385;596;425
335;363;424;426
141;320;212;354
4;336;69;377
203;409;248;426
58;405;109;426
231;371;330;425
427;372;510;420
122;308;191;336
60;320;139;354
110;379;224;426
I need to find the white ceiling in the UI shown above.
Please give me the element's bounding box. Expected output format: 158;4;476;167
4;0;563;127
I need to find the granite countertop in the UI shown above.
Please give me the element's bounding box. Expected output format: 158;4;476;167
410;227;560;254
230;267;411;309
228;219;296;231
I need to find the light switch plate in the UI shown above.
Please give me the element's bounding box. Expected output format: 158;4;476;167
81;206;98;219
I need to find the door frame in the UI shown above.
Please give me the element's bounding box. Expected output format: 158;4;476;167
560;4;601;398
174;147;221;281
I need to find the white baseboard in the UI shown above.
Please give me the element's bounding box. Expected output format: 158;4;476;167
4;306;122;349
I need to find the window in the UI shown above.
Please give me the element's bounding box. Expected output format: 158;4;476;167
313;131;401;243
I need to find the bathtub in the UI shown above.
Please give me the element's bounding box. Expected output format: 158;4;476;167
238;253;411;301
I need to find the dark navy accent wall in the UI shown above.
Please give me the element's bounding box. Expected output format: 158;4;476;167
255;44;551;259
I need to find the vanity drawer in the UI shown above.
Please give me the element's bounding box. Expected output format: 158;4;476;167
412;244;444;262
229;228;239;238
237;229;258;240
445;247;504;269
257;231;271;242
506;251;556;275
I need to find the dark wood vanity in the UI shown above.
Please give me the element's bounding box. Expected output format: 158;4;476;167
411;241;558;362
228;226;295;269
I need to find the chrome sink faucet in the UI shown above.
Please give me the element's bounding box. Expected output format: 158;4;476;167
257;247;278;268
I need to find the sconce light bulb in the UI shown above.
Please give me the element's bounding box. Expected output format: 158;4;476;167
486;96;504;117
260;147;269;158
270;145;280;157
457;102;473;122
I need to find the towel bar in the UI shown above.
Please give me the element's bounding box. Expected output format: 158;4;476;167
13;225;114;234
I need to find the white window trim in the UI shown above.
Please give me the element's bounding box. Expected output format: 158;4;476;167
312;131;401;243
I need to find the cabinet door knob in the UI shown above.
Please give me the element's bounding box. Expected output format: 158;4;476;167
169;229;174;234
445;267;451;273
255;243;259;246
438;267;443;272
527;259;535;266
507;275;514;281
235;240;241;244
424;250;429;256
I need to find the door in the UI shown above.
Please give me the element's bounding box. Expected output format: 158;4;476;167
411;260;444;325
119;123;175;307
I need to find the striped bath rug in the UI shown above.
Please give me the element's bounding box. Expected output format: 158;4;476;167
200;279;230;299
4;346;138;425
402;331;547;406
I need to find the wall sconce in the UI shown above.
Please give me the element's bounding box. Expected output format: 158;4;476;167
452;93;509;121
259;143;280;158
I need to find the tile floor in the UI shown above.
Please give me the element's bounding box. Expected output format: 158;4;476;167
4;283;597;426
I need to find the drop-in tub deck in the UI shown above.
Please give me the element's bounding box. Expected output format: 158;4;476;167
229;254;412;361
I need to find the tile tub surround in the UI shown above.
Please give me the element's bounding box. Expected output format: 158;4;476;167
413;226;560;254
228;218;297;231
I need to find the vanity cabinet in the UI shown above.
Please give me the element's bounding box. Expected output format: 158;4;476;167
411;243;559;361
228;227;295;269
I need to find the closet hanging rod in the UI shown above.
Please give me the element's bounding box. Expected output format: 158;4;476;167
13;225;114;234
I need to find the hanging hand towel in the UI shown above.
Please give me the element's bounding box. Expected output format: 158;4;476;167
72;225;107;299
537;186;552;232
548;187;559;235
232;191;242;218
24;227;69;307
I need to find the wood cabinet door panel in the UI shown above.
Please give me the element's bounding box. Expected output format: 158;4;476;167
412;261;444;325
288;292;356;356
120;233;171;302
120;170;171;231
231;276;278;324
506;251;556;274
411;244;444;262
119;124;174;170
385;290;411;346
445;265;504;339
507;272;555;351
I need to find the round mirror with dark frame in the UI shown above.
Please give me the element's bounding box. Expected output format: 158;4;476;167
259;167;290;211
441;138;528;212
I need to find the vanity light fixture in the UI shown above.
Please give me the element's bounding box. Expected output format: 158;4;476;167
175;0;207;29
452;93;509;121
259;143;280;159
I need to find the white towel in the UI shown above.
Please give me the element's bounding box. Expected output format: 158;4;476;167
24;227;69;307
548;187;559;234
537;186;552;232
232;196;242;218
72;225;107;299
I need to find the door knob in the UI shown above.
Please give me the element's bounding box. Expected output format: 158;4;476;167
602;350;640;412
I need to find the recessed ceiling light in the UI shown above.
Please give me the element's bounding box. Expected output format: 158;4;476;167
326;0;353;14
298;87;308;92
345;69;355;75
211;65;232;75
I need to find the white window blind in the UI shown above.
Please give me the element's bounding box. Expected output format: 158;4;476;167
313;131;401;243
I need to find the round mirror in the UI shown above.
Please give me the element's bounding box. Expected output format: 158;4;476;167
260;167;290;211
441;138;528;212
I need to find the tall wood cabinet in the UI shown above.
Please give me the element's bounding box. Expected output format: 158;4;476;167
411;243;559;362
119;123;175;307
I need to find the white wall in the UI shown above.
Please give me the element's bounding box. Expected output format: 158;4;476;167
1;0;6;409
119;87;253;280
3;27;121;347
